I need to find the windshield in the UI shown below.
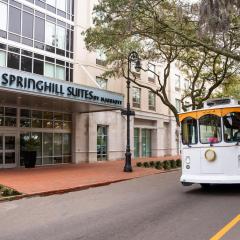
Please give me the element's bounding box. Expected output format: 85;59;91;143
223;112;240;142
199;114;221;144
181;117;198;145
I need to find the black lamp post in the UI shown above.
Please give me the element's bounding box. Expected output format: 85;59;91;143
122;51;141;172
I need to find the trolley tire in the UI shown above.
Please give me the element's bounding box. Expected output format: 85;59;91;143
200;184;211;190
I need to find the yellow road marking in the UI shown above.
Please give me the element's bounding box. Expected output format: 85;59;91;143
210;214;240;240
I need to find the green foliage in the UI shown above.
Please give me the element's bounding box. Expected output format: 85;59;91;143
22;137;40;151
163;160;171;170
0;186;21;197
143;162;150;168
155;161;162;170
176;159;182;167
170;160;177;169
136;162;142;167
149;161;155;167
84;0;239;122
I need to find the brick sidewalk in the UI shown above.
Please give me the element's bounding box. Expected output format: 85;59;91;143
0;156;180;197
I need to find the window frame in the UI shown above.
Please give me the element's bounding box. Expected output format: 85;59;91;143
181;117;198;145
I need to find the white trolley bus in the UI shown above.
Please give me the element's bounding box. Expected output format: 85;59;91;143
179;98;240;188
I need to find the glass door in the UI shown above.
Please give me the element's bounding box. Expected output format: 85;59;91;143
142;129;152;157
0;134;17;168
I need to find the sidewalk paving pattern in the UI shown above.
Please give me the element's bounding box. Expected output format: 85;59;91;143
0;156;179;197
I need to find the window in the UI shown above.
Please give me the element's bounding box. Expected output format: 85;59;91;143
0;51;6;67
223;112;240;142
0;2;7;32
56;26;66;49
97;125;108;161
7;52;20;70
9;6;21;35
57;0;66;11
181;118;198;145
96;77;107;89
134;128;140;158
44;62;55;78
35;17;45;42
0;107;17;127
21;56;32;72
148;63;156;82
142;129;152;157
56;65;65;80
148;91;156;111
96;49;107;66
175;99;181;112
45;21;56;47
46;0;56;7
132;87;141;108
175;74;180;90
22;12;34;38
199;114;222;144
34;59;44;75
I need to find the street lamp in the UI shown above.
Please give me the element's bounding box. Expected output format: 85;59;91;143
122;51;141;172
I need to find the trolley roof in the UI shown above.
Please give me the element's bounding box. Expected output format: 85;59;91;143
179;98;240;122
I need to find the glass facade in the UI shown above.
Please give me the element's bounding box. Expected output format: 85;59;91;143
134;128;140;158
97;125;108;161
0;44;73;81
0;106;72;167
142;129;152;157
0;0;74;58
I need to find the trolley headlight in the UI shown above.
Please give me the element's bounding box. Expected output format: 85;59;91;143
185;156;191;164
205;149;216;162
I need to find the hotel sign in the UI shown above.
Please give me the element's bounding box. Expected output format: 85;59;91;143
0;67;123;108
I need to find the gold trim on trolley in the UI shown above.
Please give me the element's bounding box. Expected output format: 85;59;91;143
179;107;240;122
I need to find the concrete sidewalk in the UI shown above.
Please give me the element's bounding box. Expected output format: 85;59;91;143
0;156;180;198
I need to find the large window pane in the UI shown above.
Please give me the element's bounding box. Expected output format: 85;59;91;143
46;0;56;7
45;21;56;47
223;112;240;142
44;62;55;78
199;114;222;144
9;6;21;34
7;53;20;70
21;56;32;72
56;65;65;80
43;133;53;157
22;12;33;38
0;3;7;31
34;59;44;75
57;0;66;11
181;117;198;145
56;26;66;49
35;17;45;42
0;51;6;67
54;133;62;156
63;133;71;155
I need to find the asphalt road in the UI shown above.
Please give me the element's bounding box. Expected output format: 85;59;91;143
0;171;240;240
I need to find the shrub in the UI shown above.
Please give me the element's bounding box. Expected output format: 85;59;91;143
149;161;155;167
155;161;162;170
170;160;177;169
176;159;182;167
163;160;171;170
143;162;150;168
136;162;142;167
2;188;12;197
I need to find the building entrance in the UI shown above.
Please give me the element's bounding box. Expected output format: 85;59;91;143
0;133;17;168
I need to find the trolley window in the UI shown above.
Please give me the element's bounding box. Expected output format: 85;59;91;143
223;112;240;142
181;117;198;145
199;114;221;144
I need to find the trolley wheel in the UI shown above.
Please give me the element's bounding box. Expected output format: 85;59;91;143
200;184;211;190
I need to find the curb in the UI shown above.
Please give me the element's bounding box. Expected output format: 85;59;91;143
0;169;180;202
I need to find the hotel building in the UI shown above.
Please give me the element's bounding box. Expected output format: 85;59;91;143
0;0;181;168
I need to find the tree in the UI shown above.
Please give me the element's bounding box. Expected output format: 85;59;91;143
83;0;239;124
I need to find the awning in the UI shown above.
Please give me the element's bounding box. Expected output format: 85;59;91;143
0;67;124;113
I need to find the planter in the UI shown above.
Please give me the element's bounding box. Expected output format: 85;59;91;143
23;151;37;168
